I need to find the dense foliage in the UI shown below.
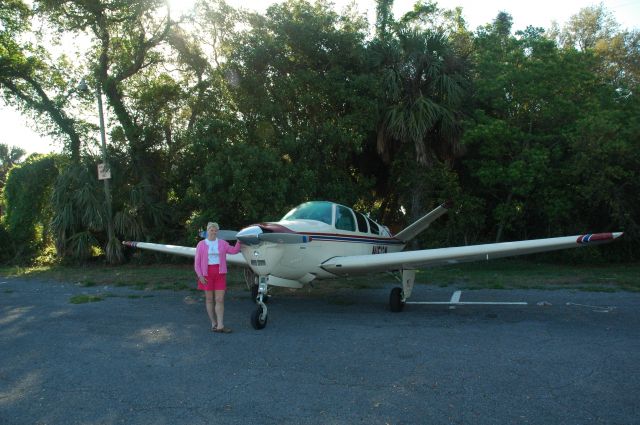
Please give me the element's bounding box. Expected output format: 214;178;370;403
2;154;58;262
0;0;637;264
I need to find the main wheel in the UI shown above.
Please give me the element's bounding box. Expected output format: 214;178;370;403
251;305;268;330
389;287;404;312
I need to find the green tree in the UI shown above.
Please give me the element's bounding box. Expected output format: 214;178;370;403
562;93;640;258
0;0;89;163
50;159;106;261
0;143;26;254
0;143;25;189
464;11;639;256
371;0;469;225
464;18;588;241
31;0;180;263
2;154;58;262
219;0;377;215
550;5;639;94
551;4;619;52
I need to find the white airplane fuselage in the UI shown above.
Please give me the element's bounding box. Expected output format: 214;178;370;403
237;219;406;286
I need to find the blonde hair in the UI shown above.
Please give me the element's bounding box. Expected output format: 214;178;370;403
206;222;219;230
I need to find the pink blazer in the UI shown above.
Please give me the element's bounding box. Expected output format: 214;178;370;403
194;239;242;276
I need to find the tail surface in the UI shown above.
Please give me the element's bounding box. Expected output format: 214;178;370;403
394;201;452;243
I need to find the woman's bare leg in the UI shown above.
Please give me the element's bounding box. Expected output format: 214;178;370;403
205;290;216;328
214;290;225;329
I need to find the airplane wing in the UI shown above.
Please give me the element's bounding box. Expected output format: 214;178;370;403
122;241;248;267
320;232;623;275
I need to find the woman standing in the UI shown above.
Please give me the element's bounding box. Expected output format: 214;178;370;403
194;222;242;333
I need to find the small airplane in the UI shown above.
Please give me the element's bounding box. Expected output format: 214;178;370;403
123;200;623;330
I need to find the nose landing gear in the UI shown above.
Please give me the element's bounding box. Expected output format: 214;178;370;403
250;276;269;330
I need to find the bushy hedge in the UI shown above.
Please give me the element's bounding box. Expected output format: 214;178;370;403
2;154;58;264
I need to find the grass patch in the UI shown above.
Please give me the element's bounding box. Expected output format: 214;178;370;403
420;259;640;292
0;264;197;288
2;259;638;294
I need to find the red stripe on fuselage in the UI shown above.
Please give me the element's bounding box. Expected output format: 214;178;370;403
299;231;402;244
251;223;402;244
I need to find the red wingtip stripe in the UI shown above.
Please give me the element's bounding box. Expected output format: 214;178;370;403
577;233;614;244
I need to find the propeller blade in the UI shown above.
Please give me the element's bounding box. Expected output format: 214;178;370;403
258;233;311;244
218;230;238;241
198;229;239;241
237;234;261;245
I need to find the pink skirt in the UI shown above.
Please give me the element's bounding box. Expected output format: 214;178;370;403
197;265;227;291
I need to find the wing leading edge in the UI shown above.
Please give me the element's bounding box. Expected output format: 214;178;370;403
320;232;623;276
122;241;248;267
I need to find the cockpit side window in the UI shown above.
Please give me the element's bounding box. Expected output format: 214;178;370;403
355;212;368;233
335;205;356;231
367;217;379;235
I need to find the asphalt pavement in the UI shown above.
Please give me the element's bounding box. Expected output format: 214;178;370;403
1;275;639;425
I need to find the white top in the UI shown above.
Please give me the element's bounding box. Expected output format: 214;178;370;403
204;239;220;265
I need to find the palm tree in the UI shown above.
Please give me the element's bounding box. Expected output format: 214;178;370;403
374;24;468;222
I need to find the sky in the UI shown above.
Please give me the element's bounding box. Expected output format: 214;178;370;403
2;0;639;157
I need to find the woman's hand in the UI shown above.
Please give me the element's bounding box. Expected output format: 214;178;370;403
198;275;207;284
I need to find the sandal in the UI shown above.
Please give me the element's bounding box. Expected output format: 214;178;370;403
214;327;232;334
211;324;217;332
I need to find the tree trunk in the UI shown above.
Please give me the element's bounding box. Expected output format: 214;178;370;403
495;190;514;243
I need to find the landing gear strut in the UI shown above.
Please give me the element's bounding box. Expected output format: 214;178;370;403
250;276;269;330
389;269;415;312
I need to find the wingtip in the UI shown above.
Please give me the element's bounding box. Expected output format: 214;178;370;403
576;232;624;244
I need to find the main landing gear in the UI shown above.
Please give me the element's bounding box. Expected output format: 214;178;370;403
389;287;404;312
250;276;269;330
389;269;415;313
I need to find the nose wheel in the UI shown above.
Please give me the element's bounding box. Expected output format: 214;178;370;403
250;277;269;330
251;304;268;329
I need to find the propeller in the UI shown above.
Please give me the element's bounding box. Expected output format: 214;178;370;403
218;230;239;240
236;232;311;245
259;233;311;244
198;230;238;241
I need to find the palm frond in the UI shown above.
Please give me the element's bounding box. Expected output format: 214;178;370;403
114;209;144;241
67;231;98;261
105;236;124;264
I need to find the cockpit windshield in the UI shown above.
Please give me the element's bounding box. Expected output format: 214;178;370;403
282;201;333;225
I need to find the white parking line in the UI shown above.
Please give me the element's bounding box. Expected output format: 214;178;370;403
405;290;528;306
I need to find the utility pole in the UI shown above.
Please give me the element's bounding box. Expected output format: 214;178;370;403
95;82;120;263
76;78;120;263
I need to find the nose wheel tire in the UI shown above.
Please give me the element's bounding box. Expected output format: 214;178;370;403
389;287;405;312
251;305;268;330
